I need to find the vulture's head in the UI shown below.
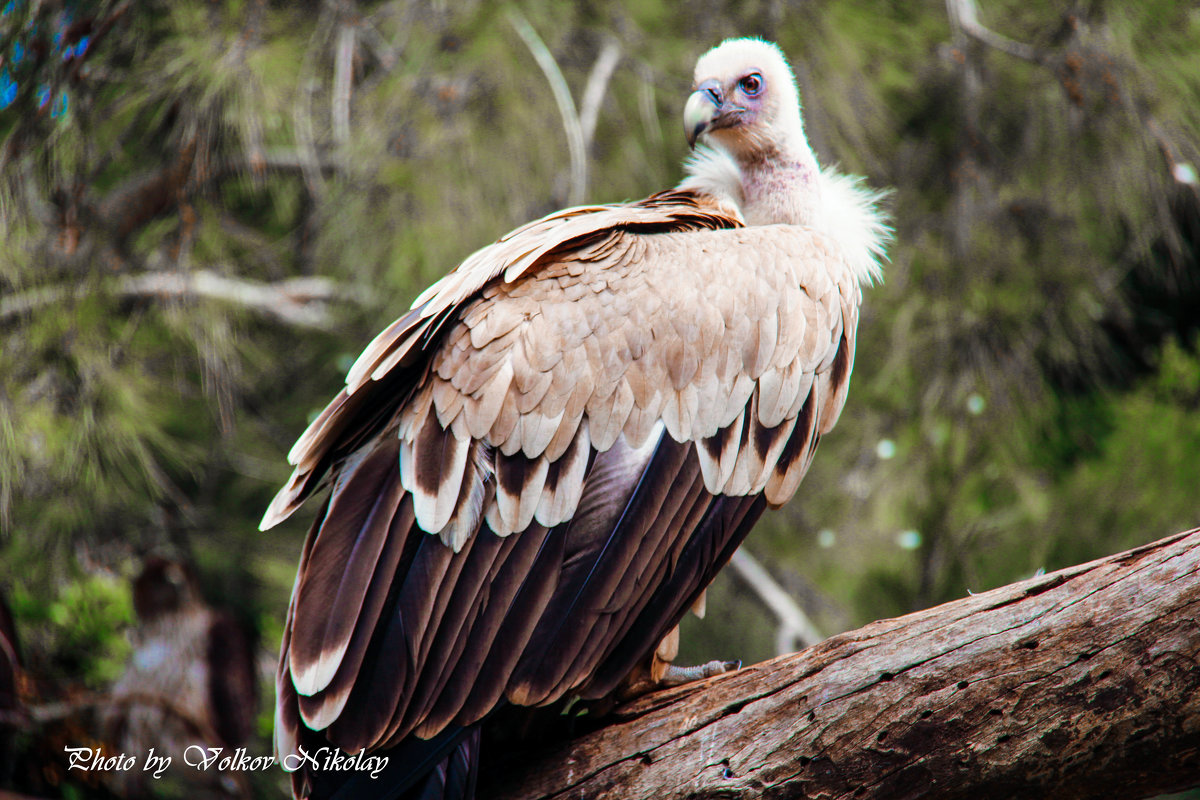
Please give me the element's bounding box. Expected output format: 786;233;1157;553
132;557;201;622
684;38;807;162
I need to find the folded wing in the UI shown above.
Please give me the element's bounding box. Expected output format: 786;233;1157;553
268;190;864;773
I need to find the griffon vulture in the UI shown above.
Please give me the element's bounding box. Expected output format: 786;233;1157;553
103;558;258;798
263;37;889;799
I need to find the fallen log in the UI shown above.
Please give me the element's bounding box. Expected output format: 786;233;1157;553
482;528;1200;800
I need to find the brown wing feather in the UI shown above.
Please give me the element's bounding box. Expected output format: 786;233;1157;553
290;440;404;699
586;492;768;697
505;429;694;705
549;453;712;699
272;189;870;778
302;491;414;732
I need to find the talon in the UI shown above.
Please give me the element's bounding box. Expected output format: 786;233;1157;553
659;658;742;687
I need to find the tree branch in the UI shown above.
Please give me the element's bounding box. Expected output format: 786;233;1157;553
507;10;588;206
294;18;333;200
635;65;664;150
579;38;622;151
0;270;356;329
483;528;1200;800
946;0;1043;63
332;22;357;148
728;548;823;653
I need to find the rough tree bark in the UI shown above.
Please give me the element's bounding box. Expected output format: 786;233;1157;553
481;528;1200;800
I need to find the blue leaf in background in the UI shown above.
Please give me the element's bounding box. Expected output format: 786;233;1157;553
36;83;48;108
63;34;89;61
12;41;23;63
0;69;16;109
54;7;73;49
51;89;67;118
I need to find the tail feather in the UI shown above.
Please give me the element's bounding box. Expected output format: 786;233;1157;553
309;725;479;800
415;727;479;800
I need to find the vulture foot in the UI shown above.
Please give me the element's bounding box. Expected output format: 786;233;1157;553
659;659;742;687
614;657;742;701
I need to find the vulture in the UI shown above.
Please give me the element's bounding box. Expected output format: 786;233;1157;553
263;37;889;799
103;557;258;798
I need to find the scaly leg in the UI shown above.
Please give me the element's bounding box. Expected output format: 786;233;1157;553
657;659;742;687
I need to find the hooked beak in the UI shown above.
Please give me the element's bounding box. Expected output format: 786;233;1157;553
684;79;726;149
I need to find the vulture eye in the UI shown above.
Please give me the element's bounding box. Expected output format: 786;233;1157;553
738;73;763;97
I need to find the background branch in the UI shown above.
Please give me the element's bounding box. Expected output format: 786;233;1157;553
332;22;357;147
728;548;824;653
579;39;623;151
0;271;355;330
946;0;1042;62
507;10;589;205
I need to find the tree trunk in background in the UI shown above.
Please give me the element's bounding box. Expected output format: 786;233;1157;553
482;529;1200;800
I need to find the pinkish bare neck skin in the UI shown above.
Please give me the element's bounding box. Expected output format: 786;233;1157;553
740;156;821;227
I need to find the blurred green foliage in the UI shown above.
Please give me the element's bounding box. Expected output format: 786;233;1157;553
1;0;1198;796
9;572;132;686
